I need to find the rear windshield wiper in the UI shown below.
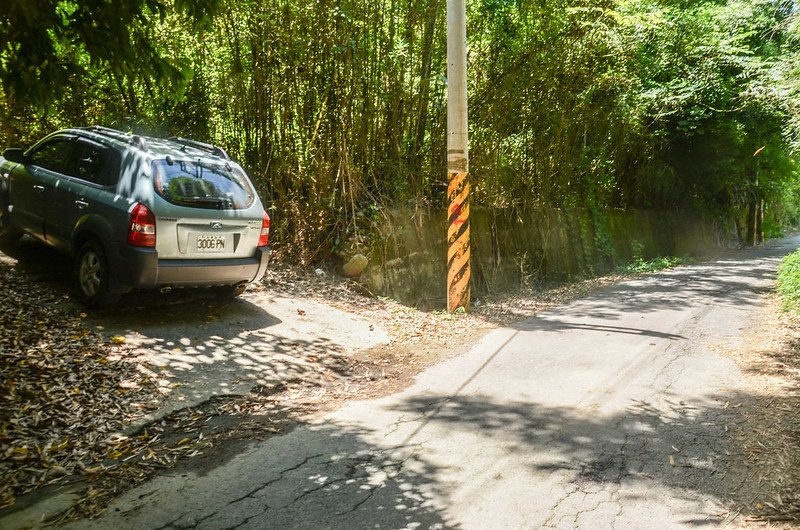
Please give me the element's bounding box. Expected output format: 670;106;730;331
173;196;226;209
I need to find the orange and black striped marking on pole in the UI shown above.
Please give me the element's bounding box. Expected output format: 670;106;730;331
447;166;470;312
446;0;470;312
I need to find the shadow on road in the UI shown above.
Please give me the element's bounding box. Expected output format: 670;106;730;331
79;389;759;528
515;318;687;340
511;241;792;334
63;421;461;530
387;390;754;527
212;425;459;529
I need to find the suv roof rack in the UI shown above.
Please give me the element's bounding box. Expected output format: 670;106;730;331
168;137;230;160
84;125;147;151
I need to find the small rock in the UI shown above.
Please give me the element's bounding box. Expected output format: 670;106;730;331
342;254;369;278
314;268;326;277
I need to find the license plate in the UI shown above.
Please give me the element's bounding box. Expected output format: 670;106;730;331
197;235;226;252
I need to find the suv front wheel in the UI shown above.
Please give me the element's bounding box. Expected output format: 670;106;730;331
0;199;22;246
75;240;120;307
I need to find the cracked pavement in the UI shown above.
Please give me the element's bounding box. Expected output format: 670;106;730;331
61;236;800;529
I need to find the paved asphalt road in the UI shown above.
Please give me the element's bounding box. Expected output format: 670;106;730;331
66;236;798;529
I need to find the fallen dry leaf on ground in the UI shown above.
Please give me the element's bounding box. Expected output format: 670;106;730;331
0;265;157;508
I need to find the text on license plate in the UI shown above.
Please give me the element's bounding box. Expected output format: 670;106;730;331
197;235;225;251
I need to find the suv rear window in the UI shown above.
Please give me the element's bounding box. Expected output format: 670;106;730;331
152;160;255;210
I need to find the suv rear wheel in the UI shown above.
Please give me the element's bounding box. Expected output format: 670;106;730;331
75;240;120;307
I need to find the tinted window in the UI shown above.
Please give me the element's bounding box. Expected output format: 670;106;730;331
152;160;255;210
30;138;75;173
64;140;121;186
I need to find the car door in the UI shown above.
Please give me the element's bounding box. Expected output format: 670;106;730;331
45;138;120;252
8;136;76;240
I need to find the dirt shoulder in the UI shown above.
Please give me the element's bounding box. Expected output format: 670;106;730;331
720;294;800;526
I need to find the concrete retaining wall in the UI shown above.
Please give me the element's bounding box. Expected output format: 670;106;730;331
364;206;730;308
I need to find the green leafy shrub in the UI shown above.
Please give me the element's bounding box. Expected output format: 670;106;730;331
616;256;687;275
777;250;800;311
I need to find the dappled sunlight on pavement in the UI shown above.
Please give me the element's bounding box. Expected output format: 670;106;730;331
87;291;391;421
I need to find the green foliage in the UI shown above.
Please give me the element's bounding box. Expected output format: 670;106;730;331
589;206;615;265
616;255;688;275
777;249;800;311
0;0;218;106
3;0;800;261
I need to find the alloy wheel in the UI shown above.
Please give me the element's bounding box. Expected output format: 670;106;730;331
79;251;102;297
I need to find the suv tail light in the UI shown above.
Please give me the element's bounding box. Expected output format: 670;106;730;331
258;212;270;247
128;203;156;247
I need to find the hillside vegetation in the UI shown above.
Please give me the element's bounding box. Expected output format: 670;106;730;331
2;0;800;264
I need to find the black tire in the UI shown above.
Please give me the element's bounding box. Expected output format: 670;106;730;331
74;240;120;307
0;199;22;246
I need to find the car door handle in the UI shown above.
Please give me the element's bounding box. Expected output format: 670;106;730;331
33;185;45;193
75;200;89;209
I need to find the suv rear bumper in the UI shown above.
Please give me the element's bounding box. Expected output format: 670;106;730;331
108;244;270;292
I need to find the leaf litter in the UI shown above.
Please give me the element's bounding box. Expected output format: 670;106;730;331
720;294;800;527
0;265;158;510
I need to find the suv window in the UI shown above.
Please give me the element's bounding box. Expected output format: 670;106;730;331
29;138;75;173
64;139;121;186
152;160;255;210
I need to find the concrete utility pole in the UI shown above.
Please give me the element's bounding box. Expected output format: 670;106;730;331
753;146;765;245
446;0;470;313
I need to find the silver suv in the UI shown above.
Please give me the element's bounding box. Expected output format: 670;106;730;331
0;126;271;306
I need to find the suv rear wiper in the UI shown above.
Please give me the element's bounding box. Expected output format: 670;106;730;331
173;197;226;209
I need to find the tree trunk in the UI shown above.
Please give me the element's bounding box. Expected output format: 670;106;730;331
745;201;757;247
756;199;764;243
735;217;744;247
410;0;440;170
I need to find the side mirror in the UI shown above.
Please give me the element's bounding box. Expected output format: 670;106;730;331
2;148;27;164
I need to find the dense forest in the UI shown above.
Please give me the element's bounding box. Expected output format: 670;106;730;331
2;0;800;265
